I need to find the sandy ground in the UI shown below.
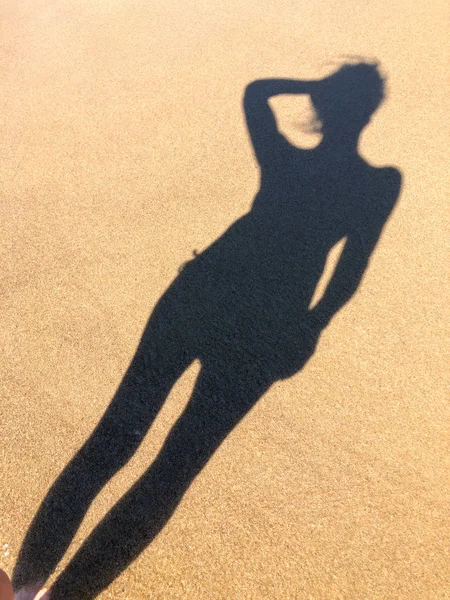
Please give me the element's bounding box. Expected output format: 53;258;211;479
1;0;449;598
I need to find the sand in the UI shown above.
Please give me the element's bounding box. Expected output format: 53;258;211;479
1;0;449;598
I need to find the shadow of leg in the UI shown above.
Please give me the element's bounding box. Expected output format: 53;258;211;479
13;316;194;591
49;364;270;600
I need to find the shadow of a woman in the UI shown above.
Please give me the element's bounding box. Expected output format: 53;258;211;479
13;61;401;599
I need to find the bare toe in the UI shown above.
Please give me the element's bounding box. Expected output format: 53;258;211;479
0;569;14;600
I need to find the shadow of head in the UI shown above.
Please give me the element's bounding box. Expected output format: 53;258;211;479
311;61;385;136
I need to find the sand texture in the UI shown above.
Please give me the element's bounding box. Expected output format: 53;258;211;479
1;0;449;598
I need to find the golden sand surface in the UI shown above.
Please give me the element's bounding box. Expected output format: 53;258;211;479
1;0;449;598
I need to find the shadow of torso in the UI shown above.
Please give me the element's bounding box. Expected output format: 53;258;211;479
157;145;394;381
